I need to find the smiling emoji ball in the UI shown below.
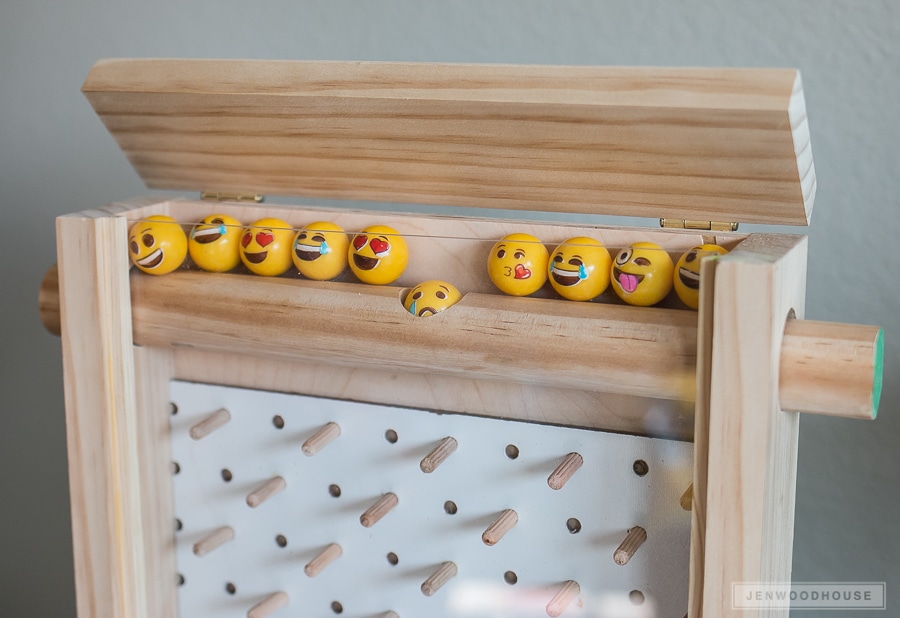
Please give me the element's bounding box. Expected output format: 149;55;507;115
673;244;728;309
128;215;187;275
404;280;462;317
548;236;612;301
188;213;243;272
610;241;674;306
487;233;549;296
292;221;349;281
348;225;408;285
240;217;294;276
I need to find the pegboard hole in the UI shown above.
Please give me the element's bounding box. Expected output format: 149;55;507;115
386;552;399;566
177;574;185;586
633;459;649;476
221;468;233;482
175;518;183;532
443;500;458;515
504;570;518;585
384;429;399;444
331;601;344;614
505;444;520;459
629;590;645;605
171;461;181;475
566;517;582;534
169;402;179;416
272;415;285;429
275;534;288;548
328;484;342;498
225;582;237;595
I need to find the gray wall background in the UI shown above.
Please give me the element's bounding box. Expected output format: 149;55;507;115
1;1;897;616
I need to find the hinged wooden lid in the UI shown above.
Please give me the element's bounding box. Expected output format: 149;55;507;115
83;59;815;226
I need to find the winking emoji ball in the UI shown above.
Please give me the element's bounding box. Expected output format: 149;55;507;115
189;213;242;272
404;280;462;317
240;218;294;276
128;215;187;275
348;225;408;285
292;221;349;281
548;236;612;301
610;241;674;306
673;244;728;310
487;233;549;296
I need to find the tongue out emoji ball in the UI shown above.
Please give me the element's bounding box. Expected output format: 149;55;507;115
239;217;294;276
128;215;187;275
610;241;674;306
548;236;612;301
348;225;408;285
673;243;728;309
487;233;549;296
404;280;462;317
292;221;349;281
188;213;243;272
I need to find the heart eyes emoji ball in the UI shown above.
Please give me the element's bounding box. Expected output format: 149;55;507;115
240;217;294;276
348;225;408;285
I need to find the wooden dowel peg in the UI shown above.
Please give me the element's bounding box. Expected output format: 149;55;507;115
189;408;231;440
247;591;288;618
421;561;457;596
304;543;342;577
302;422;341;456
547;452;583;490
482;509;518;546
546;580;580;617
246;476;286;508
192;525;234;557
360;492;399;527
680;483;693;511
420;436;458;473
378;613;399;618
614;526;648;566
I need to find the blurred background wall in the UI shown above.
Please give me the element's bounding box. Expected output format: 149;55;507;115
1;1;897;616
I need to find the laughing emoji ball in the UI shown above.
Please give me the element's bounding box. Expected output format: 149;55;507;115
610;241;674;306
348;225;408;285
404;280;462;317
292;221;349;281
188;213;242;272
673;244;728;309
239;217;294;276
548;236;612;301
128;215;187;275
487;233;549;296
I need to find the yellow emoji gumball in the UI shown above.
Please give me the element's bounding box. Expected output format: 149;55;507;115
348;225;408;285
673;244;728;309
188;213;243;272
610;241;674;306
403;280;462;317
292;221;349;281
239;218;294;276
548;236;612;301
487;233;549;296
128;215;187;275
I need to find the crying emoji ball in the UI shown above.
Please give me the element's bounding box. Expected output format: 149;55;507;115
487;233;549;296
548;236;611;301
610;241;674;306
404;280;462;317
292;221;349;281
128;215;187;275
189;213;242;272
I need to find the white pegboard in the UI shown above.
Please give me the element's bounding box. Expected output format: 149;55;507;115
169;381;693;618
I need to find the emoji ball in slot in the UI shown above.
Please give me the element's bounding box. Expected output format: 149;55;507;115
128;215;187;275
548;236;612;301
487;233;549;296
292;221;350;281
240;218;294;276
610;241;674;306
188;213;243;272
673;243;728;309
404;280;462;317
348;225;408;285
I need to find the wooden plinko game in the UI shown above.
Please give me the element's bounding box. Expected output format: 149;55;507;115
39;60;884;618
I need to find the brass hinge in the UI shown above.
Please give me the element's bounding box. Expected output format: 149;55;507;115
659;218;739;232
201;191;265;203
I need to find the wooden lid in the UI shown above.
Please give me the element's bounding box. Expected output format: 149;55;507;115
83;59;815;225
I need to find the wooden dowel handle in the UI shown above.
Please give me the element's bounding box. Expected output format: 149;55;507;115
420;436;458;473
680;483;693;511
189;408;231;440
360;492;398;527
546;580;580;617
302;422;341;456
421;561;457;596
248;592;288;618
547;452;583;490
246;476;286;508
482;509;518;546
38;264;61;336
614;526;647;566
304;543;342;577
192;525;235;557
